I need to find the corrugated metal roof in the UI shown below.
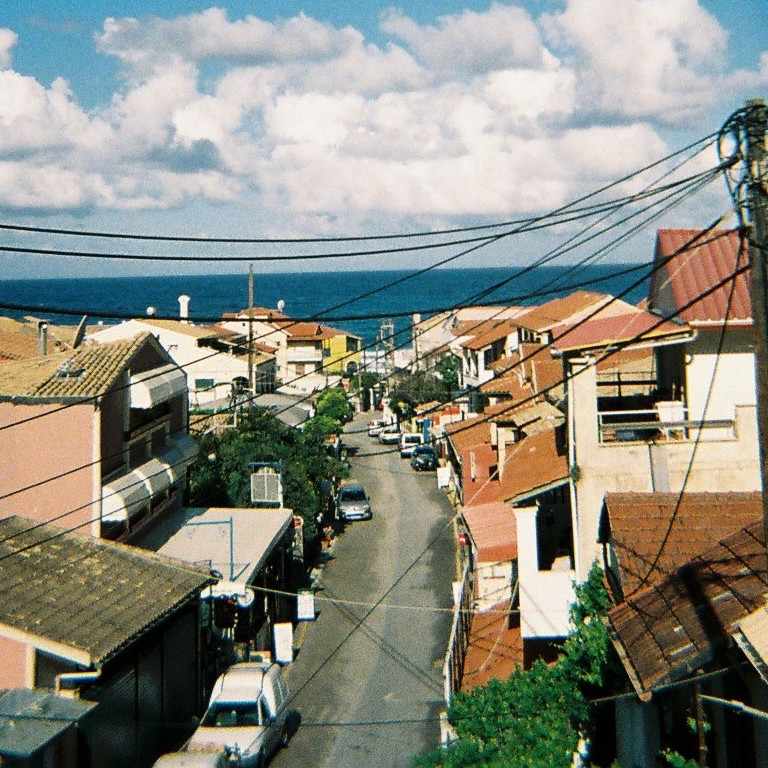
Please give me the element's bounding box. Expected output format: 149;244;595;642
500;426;568;503
550;309;692;356
649;228;751;326
516;290;613;332
607;519;768;696
463;502;517;562
602;491;762;597
0;515;212;668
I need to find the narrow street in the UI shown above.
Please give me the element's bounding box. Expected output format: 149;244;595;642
273;412;457;768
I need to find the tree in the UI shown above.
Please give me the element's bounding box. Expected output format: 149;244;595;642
435;353;460;393
188;407;348;547
416;563;614;768
314;386;351;427
389;370;450;421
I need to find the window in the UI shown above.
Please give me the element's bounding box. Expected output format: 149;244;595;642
346;337;359;353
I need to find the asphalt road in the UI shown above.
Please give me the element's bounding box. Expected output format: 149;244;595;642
273;412;457;768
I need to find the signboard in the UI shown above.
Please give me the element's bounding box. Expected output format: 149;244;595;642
273;622;294;664
297;589;315;621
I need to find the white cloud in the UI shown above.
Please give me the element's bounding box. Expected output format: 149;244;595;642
0;28;17;70
540;0;730;124
0;2;761;227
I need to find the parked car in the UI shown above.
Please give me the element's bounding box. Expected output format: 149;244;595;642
378;425;401;444
399;432;424;457
367;418;388;436
186;661;292;767
410;444;438;471
153;751;230;768
336;482;372;521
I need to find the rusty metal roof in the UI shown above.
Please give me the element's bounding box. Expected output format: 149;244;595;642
607;519;768;696
463;502;517;562
648;228;751;327
601;491;762;598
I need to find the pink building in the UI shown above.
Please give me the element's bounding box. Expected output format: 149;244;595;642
0;332;197;541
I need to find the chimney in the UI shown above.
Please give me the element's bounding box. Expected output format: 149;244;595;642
37;321;48;356
178;295;191;324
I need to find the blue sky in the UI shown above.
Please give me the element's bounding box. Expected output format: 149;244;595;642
0;1;766;278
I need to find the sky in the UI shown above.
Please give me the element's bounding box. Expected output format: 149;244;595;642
0;0;766;279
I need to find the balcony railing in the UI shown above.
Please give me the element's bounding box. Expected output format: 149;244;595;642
598;403;735;444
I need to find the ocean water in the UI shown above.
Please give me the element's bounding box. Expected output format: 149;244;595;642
0;263;649;348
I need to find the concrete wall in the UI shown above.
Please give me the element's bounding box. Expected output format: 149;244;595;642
568;358;760;582
0;402;97;532
0;636;28;687
516;507;575;639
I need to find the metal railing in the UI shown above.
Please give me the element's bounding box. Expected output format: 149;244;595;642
443;561;473;706
598;406;735;444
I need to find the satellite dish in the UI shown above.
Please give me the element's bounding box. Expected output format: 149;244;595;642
72;316;88;349
277;299;285;312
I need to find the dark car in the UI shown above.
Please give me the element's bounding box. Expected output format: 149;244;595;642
336;482;372;521
410;444;438;471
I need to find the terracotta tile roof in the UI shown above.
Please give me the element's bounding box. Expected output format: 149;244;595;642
445;412;493;454
225;307;289;320
461;602;523;691
0;515;212;668
0;328;38;361
516;290;613;332
648;228;751;327
463;502;517;562
601;492;762;597
500;426;568;503
460;320;518;351
0;333;161;401
550;308;692;356
607;519;768;696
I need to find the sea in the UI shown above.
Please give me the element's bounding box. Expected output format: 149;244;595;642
0;264;649;349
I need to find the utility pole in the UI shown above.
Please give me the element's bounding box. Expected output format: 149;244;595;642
247;263;254;393
742;99;768;550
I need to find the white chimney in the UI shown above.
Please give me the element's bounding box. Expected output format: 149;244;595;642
178;294;191;323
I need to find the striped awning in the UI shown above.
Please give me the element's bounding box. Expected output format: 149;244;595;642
130;363;187;409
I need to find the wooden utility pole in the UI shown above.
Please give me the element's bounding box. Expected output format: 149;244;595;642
247;263;254;392
743;99;768;548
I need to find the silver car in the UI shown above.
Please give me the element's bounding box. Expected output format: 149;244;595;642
336;482;372;521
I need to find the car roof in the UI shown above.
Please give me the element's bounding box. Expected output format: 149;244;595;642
214;662;271;697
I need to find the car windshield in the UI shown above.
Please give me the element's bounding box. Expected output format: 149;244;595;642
201;701;263;727
415;446;434;455
340;487;366;502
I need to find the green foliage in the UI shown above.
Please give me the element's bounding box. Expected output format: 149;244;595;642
659;750;700;768
435;353;460;393
417;562;615;768
314;386;351;426
188;407;348;544
389;370;450;420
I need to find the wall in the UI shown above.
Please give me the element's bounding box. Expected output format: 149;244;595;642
568;358;760;582
0;636;27;687
0;401;96;532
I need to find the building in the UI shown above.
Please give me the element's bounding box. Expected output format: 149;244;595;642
0;515;214;768
0;333;197;542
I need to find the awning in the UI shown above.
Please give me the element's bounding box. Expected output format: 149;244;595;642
101;433;199;522
130;363;187;409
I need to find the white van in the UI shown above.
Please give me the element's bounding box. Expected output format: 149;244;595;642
186;661;292;767
399;432;424;457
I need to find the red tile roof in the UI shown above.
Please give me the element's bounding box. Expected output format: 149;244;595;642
462;502;517;562
601;492;762;597
648;228;751;326
607;519;768;696
460;320;518;351
462;443;500;507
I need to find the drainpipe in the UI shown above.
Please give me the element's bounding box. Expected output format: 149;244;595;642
55;670;101;695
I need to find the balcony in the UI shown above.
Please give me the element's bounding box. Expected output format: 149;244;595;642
598;402;735;444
